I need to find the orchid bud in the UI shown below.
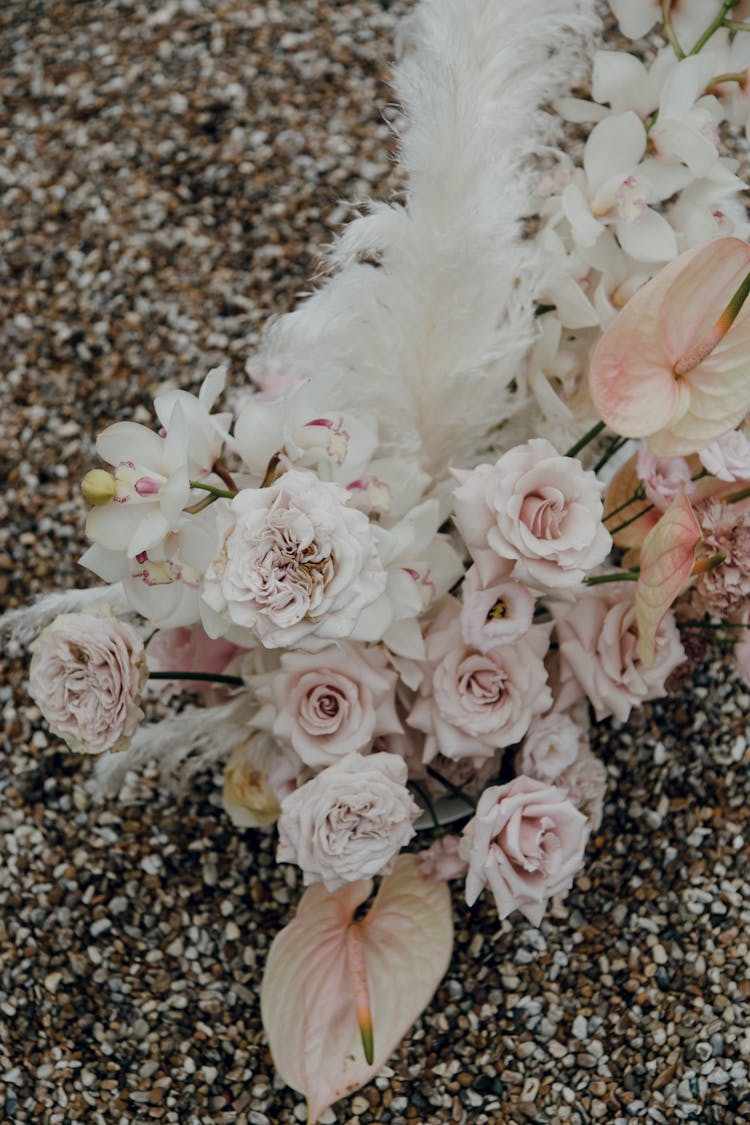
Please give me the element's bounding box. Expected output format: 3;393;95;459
81;469;117;506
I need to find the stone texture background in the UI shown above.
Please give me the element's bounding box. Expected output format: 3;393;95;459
1;2;748;1122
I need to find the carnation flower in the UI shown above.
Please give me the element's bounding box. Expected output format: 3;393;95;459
201;469;387;649
693;498;750;618
461;776;590;926
459;564;535;651
28;608;147;755
453;439;611;591
222;738;282;829
516;713;586;783
554;586;685;723
636;443;695;512
407;601;552;764
698;429;750;483
254;642;401;770
418;835;468;883
276;752;419;890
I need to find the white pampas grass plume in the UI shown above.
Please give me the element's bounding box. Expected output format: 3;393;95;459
251;0;599;479
92;695;256;797
0;584;129;651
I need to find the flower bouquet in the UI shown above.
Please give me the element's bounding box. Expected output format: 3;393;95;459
8;0;750;1119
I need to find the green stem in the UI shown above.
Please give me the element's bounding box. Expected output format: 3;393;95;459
189;480;236;499
594;436;629;474
689;0;741;54
680;620;750;629
725;19;750;31
565;420;606;459
609;503;655;536
149;671;245;686
585;569;640;586
424;765;476;810
705;71;748;90
662;0;686;58
604;485;646;524
727;484;750;503
409;781;443;833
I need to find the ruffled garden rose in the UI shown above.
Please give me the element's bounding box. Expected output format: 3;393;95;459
461;776;590;926
554;587;685;722
276;752;419;890
516;713;586;783
699;429;750;483
407;601;552;764
222;738;282;828
453;439;611;590
459;564;535;651
636;443;696;512
254;642;401;770
201;469;387;649
28;608;147;755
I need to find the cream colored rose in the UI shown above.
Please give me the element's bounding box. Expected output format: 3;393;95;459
276;752;419;890
28;607;147;755
222;739;282;828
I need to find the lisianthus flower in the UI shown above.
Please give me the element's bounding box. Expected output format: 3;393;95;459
459;564;535;652
636;443;696;512
589;237;750;456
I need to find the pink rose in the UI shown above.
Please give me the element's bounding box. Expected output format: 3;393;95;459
453;439;611;590
554;587;685;723
636;443;695;512
556;748;608;831
28;608;147;755
699;430;750;482
460;565;535;652
276;752;419;890
255;642;401;770
147;624;240;693
201;469;386;649
516;713;586;783
407;601;551;764
418;835;468;883
461;775;590;925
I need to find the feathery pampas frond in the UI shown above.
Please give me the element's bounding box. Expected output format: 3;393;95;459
92;695;256;797
250;0;599;479
0;584;128;651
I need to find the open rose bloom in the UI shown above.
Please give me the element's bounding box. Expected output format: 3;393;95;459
15;2;750;1114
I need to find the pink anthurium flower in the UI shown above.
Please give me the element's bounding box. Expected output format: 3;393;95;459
635;491;702;667
260;854;453;1124
589;238;750;457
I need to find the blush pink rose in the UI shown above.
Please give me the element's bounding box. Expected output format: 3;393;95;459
418;835;468;883
453;439;611;590
460;564;535;651
699;429;750;482
636;443;695;512
516;713;586;783
461;775;590;925
28;608;147;755
407;601;552;764
254;642;401;770
554;587;685;723
147;624;240;693
555;748;608;831
276;751;419;890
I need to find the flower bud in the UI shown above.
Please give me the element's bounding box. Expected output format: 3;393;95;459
81;469;117;506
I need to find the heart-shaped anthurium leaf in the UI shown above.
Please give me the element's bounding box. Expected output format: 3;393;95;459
636;490;702;666
260;854;454;1123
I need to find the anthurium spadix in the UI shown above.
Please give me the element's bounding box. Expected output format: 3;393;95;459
589;238;750;457
260;855;453;1124
635;491;701;668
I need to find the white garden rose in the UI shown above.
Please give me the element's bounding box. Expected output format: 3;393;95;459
276;752;419;890
28;607;147;755
201;469;387;649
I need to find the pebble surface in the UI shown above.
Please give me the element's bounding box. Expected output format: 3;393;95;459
1;1;749;1123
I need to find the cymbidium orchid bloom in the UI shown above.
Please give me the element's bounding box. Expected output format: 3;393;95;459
610;0;725;47
589;237;750;456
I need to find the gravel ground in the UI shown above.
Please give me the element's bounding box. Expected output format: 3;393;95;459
1;2;750;1123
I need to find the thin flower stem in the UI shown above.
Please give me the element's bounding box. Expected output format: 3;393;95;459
184;493;219;515
149;670;245;686
143;629;158;649
212;460;238;492
662;0;686;58
689;0;741;55
603;486;647;524
680;620;750;629
189;480;236;499
609;502;655;536
705;71;748;92
727;484;750;503
408;781;443;833
725;20;750;31
424;765;477;810
565;420;606;459
584;569;640;586
594;436;629;474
